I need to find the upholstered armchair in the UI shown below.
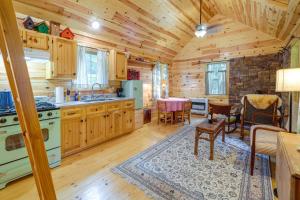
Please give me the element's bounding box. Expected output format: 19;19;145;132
250;125;286;176
240;94;283;139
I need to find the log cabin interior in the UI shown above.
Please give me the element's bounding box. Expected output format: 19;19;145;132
0;0;300;199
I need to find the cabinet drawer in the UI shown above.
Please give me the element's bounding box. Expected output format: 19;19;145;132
123;100;134;109
61;108;83;119
86;104;106;115
106;103;122;112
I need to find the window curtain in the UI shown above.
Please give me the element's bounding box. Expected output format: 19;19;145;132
75;46;109;89
76;46;88;88
206;63;227;95
152;62;169;99
96;51;109;86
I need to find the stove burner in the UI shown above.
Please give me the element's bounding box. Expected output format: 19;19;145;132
0;101;58;116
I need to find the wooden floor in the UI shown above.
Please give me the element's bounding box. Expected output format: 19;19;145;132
0;116;276;200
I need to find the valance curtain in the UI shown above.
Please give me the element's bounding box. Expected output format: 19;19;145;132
75;46;109;89
152;62;169;99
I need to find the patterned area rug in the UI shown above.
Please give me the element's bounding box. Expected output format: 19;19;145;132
112;126;273;200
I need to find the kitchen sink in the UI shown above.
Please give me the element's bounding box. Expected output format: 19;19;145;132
80;98;115;102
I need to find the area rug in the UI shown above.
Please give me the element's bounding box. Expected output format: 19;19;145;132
112;126;273;200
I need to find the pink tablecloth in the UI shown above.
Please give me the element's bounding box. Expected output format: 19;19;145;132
158;98;190;112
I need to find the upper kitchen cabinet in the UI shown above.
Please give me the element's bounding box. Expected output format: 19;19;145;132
20;29;49;50
46;37;77;79
109;49;127;80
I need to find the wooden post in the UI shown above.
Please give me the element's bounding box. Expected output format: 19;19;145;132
0;0;56;199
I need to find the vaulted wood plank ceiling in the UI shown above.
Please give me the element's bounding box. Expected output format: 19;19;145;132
12;0;300;62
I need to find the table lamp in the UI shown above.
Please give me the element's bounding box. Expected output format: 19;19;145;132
276;68;300;132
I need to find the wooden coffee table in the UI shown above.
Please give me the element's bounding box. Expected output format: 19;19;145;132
194;119;225;160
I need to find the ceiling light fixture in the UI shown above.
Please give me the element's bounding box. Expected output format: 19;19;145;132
195;0;207;38
91;21;100;30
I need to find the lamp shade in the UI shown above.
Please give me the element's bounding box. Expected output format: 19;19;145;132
276;68;300;92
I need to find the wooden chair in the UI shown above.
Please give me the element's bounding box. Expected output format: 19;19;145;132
250;125;286;176
209;103;237;133
157;101;173;125
175;101;192;124
240;95;282;139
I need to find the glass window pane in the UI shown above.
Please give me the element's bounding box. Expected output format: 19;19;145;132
206;63;227;95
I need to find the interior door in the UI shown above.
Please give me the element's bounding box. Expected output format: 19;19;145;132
86;113;106;146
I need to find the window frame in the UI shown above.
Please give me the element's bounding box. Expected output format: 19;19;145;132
205;62;228;96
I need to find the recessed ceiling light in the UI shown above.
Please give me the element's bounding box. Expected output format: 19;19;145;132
91;21;100;30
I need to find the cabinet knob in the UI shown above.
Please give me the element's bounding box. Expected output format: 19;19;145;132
73;73;76;76
80;119;83;122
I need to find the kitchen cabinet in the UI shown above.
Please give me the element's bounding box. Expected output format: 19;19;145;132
61;107;86;157
61;100;135;157
86;104;107;147
20;29;49;50
123;109;135;133
46;37;77;79
106;110;123;139
109;49;128;80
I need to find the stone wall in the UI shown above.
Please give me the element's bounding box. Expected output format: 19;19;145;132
229;51;290;105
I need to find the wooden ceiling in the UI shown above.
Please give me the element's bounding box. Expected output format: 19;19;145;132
12;0;300;62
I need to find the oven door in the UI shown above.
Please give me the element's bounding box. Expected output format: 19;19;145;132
0;118;60;165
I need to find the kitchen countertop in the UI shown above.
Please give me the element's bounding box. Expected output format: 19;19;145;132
55;97;135;108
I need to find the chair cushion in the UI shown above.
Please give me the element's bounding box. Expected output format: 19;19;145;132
250;125;285;156
216;114;236;123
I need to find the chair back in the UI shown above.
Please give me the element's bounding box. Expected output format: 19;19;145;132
209;103;231;118
184;101;192;111
242;95;279;125
157;100;167;112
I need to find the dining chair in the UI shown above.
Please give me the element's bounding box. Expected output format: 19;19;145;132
208;103;238;133
174;101;192;125
157;101;173;125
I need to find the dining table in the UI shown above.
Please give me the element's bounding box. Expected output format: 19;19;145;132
157;97;190;112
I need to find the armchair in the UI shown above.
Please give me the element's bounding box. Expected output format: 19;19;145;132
240;94;283;139
250;125;286;176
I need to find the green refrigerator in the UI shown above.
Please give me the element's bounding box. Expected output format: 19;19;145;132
122;80;143;109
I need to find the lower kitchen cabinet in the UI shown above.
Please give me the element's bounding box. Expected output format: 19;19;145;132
61;100;135;157
61;107;86;157
86;112;106;147
123;109;135;133
106;110;123;140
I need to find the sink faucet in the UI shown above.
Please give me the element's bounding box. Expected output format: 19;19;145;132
91;83;102;99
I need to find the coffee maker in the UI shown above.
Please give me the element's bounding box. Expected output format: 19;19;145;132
116;88;124;97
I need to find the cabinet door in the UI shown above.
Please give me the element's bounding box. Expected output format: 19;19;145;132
86;113;106;147
25;31;49;50
106;110;123;139
52;37;77;79
123;109;135;133
116;52;127;80
61;116;84;157
61;107;85;157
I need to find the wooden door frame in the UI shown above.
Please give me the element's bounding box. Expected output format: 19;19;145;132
0;0;56;199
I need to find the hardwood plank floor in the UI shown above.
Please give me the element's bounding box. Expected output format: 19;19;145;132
0;116;276;200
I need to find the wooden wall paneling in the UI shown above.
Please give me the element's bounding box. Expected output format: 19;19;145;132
0;0;56;199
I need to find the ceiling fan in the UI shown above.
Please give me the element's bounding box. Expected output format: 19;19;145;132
195;0;222;38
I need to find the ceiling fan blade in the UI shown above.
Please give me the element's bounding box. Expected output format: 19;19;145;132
207;24;223;35
207;24;222;30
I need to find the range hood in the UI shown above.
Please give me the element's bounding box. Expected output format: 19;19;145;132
24;48;50;61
